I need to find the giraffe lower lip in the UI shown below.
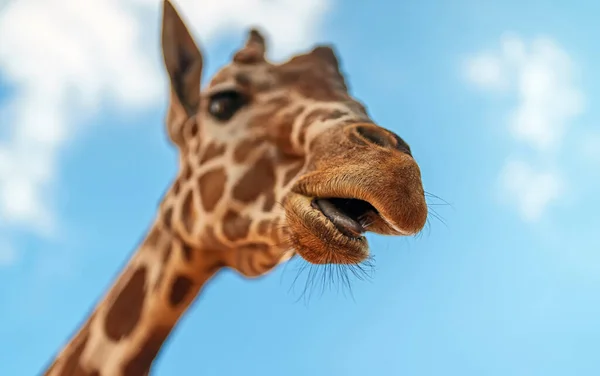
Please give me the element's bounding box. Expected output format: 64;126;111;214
313;198;365;238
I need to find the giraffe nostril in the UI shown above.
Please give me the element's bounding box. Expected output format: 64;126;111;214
354;125;393;148
353;125;412;155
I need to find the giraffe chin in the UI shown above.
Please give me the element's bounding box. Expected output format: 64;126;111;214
284;193;370;265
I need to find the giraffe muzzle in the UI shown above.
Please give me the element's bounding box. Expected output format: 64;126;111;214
283;123;427;264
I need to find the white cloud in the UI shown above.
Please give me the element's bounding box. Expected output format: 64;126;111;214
464;33;584;221
0;0;331;266
499;159;564;222
463;54;507;91
134;0;330;59
465;33;584;151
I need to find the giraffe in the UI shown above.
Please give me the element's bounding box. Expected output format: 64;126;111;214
42;1;428;375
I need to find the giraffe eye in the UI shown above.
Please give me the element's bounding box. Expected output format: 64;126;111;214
208;90;247;122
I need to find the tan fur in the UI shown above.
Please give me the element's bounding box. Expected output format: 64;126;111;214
42;1;427;375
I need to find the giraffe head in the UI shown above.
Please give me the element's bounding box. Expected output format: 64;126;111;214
160;0;427;276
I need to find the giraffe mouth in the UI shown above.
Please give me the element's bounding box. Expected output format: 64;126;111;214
311;198;377;239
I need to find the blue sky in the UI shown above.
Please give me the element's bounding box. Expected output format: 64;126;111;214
1;0;600;375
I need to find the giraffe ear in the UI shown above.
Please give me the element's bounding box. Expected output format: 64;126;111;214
310;45;348;90
161;0;203;118
233;28;267;64
310;45;341;71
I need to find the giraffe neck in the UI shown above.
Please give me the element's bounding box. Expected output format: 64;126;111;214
43;220;222;376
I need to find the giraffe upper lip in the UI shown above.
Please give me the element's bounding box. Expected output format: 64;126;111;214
292;172;426;237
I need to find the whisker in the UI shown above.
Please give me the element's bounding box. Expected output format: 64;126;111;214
281;244;376;305
424;193;446;201
424;191;453;208
427;207;447;228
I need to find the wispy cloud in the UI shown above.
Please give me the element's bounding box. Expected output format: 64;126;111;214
0;0;331;266
463;33;585;222
463;53;508;91
499;159;564;222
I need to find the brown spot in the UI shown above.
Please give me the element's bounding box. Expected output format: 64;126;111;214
181;118;199;142
182;164;192;180
188;120;198;138
105;267;147;341
283;161;304;186
181;243;193;262
233;139;262;163
180;190;196;234
163;245;172;263
278;112;297;136
222;210;252;241
172;179;181;195
169;275;194;306
298;128;306;147
232;154;276;203
200;142;226;164
162;207;173;229
257;219;271;237
122;325;171;376
198;167;227;212
263;191;276;211
154;244;173;291
274;107;304;153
